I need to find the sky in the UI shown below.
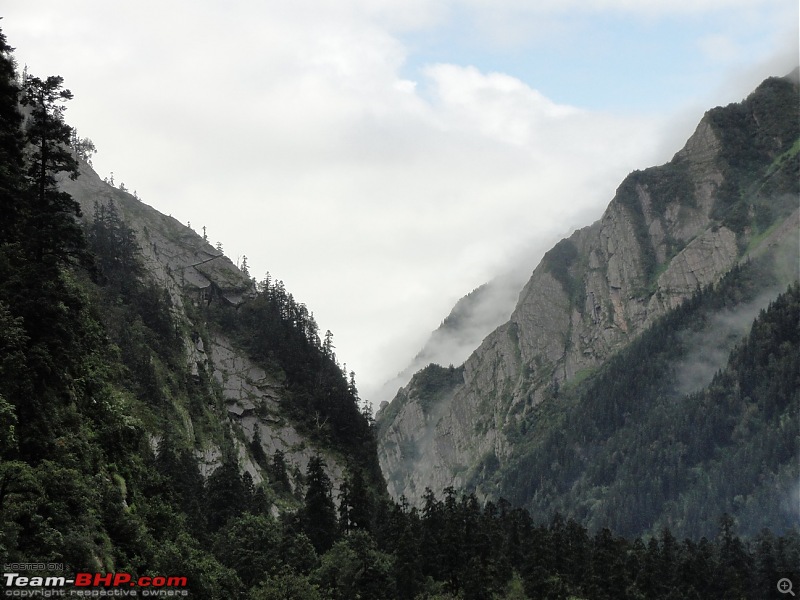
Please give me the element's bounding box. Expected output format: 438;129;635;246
2;1;797;406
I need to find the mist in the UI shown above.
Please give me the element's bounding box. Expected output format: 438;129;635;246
3;2;796;415
673;290;784;397
371;234;565;405
674;228;800;397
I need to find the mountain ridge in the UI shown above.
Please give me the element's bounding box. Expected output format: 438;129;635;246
3;25;797;598
377;71;800;534
57;160;379;498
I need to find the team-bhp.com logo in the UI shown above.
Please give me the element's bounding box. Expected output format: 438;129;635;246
3;571;189;597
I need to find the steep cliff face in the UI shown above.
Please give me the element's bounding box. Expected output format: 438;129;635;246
374;278;522;408
378;72;800;504
59;163;347;495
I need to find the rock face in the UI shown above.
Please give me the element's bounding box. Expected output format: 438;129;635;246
377;73;800;505
374;236;559;406
59;163;345;495
374;278;524;406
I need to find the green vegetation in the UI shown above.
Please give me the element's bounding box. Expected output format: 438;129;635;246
0;25;795;600
611;74;798;290
708;75;800;234
378;363;464;429
764;136;800;178
412;364;465;415
541;238;586;307
565;365;598;389
496;257;799;539
204;273;382;485
382;488;799;600
0;28;379;598
745;218;782;254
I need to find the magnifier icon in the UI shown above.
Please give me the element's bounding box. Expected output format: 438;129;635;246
778;578;795;596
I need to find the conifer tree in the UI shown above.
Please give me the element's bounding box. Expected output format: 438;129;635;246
268;449;291;495
87;198;143;294
21;74;85;265
205;452;247;531
301;455;337;553
69;129;96;164
0;27;24;244
338;468;372;533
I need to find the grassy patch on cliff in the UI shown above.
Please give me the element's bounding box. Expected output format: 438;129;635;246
541;238;587;309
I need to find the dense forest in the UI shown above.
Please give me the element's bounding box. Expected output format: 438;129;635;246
495;259;800;540
0;25;798;600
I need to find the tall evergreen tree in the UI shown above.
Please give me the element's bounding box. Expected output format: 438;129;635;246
86;198;143;294
268;448;292;495
301;455;338;553
338;468;372;533
20;74;85;265
0;26;24;244
205;452;247;531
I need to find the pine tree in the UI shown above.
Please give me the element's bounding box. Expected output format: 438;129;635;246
301;455;337;553
205;452;247;531
338;469;372;533
20;74;85;265
69;129;96;164
0;27;24;244
322;330;334;359
268;449;291;495
86;198;143;294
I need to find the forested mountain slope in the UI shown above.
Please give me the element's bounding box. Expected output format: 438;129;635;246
378;70;800;538
1;24;799;599
499;266;799;538
59;157;383;494
0;27;383;597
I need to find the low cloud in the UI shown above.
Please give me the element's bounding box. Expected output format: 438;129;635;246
2;1;795;407
672;291;782;397
371;234;562;404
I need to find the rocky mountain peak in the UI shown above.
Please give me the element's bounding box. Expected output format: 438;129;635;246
378;72;800;506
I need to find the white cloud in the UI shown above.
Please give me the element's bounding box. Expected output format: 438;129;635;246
1;0;794;405
422;64;581;145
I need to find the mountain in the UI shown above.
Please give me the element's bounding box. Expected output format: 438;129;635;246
0;31;384;593
377;70;800;537
2;26;798;599
374;237;561;407
58;159;382;489
375;276;521;407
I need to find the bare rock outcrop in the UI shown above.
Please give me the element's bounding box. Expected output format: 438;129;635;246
378;74;800;505
59;162;346;499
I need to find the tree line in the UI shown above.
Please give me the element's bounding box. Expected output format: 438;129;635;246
497;261;799;540
0;24;795;600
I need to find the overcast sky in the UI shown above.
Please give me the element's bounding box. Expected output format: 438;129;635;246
2;1;797;406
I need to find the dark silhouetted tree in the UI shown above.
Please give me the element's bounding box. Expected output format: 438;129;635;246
301;455;337;554
21;74;85;265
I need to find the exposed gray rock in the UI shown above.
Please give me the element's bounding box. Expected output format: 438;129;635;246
647;226;738;317
58;161;347;506
378;84;800;506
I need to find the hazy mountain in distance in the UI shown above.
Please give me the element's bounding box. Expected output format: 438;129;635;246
375;266;529;406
